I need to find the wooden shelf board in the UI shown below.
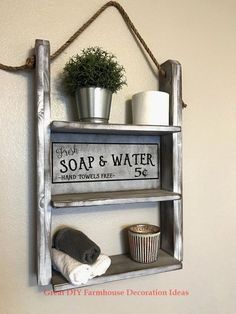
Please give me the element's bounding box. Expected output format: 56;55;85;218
52;189;181;208
52;249;182;291
51;121;181;135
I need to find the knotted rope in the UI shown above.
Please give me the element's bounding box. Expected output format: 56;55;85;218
0;1;165;75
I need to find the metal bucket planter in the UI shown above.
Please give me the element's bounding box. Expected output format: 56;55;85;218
128;224;161;263
75;87;112;124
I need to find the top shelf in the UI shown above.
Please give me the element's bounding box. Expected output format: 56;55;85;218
51;121;181;135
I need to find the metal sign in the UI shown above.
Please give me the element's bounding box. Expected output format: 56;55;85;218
52;142;159;184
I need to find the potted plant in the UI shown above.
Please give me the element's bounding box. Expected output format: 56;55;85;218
62;47;127;123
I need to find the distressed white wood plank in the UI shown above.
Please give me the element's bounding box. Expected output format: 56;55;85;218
51;133;161;195
51;121;181;135
159;60;183;261
52;189;181;208
35;46;183;288
35;39;52;285
52;249;182;291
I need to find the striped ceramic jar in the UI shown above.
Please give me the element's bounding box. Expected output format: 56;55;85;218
128;224;160;263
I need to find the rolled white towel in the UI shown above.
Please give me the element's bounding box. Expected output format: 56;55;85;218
90;254;111;278
52;248;91;285
52;249;112;286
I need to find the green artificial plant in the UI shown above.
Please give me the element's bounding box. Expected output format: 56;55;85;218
62;47;127;95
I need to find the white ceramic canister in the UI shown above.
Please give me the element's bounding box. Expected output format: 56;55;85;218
132;91;169;125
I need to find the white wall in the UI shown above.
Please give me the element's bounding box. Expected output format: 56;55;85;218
0;0;236;313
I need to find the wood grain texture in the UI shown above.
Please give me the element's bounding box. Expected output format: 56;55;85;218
51;132;161;195
35;48;183;287
52;189;181;208
51;121;181;135
159;60;183;261
35;39;52;285
52;249;182;291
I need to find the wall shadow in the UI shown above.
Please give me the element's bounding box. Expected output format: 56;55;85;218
120;226;129;254
125;99;132;124
26;63;38;287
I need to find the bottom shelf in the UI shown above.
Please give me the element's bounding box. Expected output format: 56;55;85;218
52;249;182;291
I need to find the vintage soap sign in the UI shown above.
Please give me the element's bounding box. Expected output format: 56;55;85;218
52;142;159;184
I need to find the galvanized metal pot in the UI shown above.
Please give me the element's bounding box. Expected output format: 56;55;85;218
75;87;112;124
128;224;161;263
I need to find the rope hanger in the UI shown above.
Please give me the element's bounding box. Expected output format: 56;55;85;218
0;1;164;75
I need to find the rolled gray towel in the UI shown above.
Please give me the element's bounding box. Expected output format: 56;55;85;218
53;227;101;264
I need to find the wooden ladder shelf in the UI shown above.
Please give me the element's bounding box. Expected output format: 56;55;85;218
35;39;183;290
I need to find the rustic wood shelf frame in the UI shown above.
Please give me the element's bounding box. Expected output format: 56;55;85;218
35;39;183;288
